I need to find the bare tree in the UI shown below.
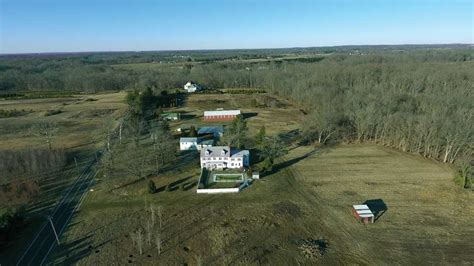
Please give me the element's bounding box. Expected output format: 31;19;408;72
156;205;164;229
32;122;58;150
132;228;144;255
122;145;150;180
155;231;162;255
150;205;156;227
150;125;176;173
101;118;115;152
195;255;202;266
146;220;152;247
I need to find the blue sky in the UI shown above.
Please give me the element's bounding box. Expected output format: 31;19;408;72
0;0;472;53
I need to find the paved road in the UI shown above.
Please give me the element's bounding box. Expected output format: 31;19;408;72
16;160;96;266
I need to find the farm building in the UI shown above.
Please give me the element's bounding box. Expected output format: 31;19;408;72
179;137;214;151
203;110;241;121
200;146;249;169
252;171;260;179
184;81;200;93
197;126;224;139
352;204;374;224
160;112;180;121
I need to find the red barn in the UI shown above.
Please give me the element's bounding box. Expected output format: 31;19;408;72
203;110;241;121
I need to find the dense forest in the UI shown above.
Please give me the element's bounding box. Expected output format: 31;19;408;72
0;45;472;186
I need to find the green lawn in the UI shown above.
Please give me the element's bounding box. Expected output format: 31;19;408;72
214;174;243;182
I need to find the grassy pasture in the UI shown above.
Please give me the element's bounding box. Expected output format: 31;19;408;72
169;93;302;136
43;93;471;265
0;92;127;150
0;92;128;263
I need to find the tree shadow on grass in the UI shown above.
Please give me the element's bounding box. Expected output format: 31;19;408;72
363;199;388;222
277;129;301;145
183;181;197;191
243;112;258;119
167;176;192;191
109;152;199;192
52;233;93;264
179;112;196;121
261;149;319;178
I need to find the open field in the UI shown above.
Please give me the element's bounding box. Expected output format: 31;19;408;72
0;92;128;263
170;93;302;136
45;144;472;265
39;93;472;265
0;92;127;150
288;144;473;264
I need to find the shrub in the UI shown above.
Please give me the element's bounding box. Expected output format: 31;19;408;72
0;109;32;118
44;109;62;116
247;168;253;178
148;180;157;194
0;206;26;245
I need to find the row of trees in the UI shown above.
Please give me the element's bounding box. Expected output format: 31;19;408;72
2;49;471;186
1;49;470;93
101;90;176;184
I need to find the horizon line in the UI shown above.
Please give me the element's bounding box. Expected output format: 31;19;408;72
1;43;472;56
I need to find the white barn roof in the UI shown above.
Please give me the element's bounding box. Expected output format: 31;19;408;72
204;110;241;117
353;204;374;218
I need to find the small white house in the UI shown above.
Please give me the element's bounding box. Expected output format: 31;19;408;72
184;81;200;93
180;137;213;151
200;146;250;169
180;137;198;150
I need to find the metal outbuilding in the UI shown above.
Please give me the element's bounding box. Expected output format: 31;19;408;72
352;204;374;224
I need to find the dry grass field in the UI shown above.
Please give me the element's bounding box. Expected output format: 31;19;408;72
173;93;302;135
0;92;127;150
0;92;128;263
288;144;473;265
43;93;472;265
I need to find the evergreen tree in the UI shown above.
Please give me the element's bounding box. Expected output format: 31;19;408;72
148;180;157;194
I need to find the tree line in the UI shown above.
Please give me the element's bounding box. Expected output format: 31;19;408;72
1;48;472;187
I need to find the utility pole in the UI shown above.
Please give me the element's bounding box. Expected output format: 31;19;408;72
74;157;78;169
48;216;60;245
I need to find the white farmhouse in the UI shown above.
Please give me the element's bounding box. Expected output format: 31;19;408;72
200;146;250;169
180;137;213;151
184;81;200;93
